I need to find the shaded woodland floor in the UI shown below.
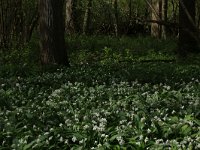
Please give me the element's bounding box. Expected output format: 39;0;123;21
0;36;200;149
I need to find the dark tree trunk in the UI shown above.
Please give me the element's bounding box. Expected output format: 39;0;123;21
178;0;199;56
113;0;118;36
129;0;132;24
162;0;168;39
39;0;69;66
0;0;38;49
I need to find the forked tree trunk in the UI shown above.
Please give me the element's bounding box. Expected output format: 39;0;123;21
39;0;69;66
178;0;199;56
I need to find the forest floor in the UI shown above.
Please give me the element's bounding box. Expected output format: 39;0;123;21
0;36;200;149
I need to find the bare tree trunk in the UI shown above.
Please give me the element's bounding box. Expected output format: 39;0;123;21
83;0;92;35
113;0;118;36
0;0;38;49
162;0;168;39
197;0;200;29
0;0;13;49
39;0;69;66
151;0;162;38
178;0;199;57
0;0;4;49
129;0;132;24
126;0;132;34
65;0;75;34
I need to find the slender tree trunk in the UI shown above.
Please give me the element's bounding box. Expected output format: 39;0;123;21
65;0;75;34
129;0;132;24
83;0;92;35
113;0;118;36
178;0;199;56
162;0;168;39
198;15;200;29
127;0;132;34
0;0;4;49
197;1;200;29
39;0;69;66
151;0;162;38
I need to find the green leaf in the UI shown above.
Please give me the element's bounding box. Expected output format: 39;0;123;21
110;133;124;142
194;119;200;126
23;141;35;150
181;125;191;135
26;113;33;119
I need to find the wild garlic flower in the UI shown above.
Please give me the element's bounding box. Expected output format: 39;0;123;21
116;136;125;145
59;136;63;142
83;124;89;130
72;136;77;142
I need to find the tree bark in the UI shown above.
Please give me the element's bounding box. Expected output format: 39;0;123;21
65;0;75;34
83;0;92;35
178;0;199;56
113;0;118;36
151;0;162;38
162;0;168;39
39;0;69;66
129;0;132;24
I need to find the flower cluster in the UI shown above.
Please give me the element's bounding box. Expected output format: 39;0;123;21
0;72;199;149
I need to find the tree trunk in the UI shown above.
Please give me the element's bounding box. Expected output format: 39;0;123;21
178;0;199;56
129;0;132;24
65;0;75;34
162;0;168;39
113;0;118;36
39;0;69;66
83;0;92;35
0;0;15;49
151;0;162;38
0;0;38;49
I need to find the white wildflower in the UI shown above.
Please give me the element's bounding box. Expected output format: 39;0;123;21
135;142;140;145
97;143;102;148
139;135;143;140
144;137;148;143
46;140;49;145
72;136;77;142
83;124;89;130
147;128;151;133
79;139;84;144
59;136;63;142
64;139;68;144
93;125;98;131
172;110;176;114
196;144;200;149
44;132;49;135
141;117;145;122
49;136;53;141
116;136;125;145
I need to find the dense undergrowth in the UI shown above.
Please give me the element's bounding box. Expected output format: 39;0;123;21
0;36;200;149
